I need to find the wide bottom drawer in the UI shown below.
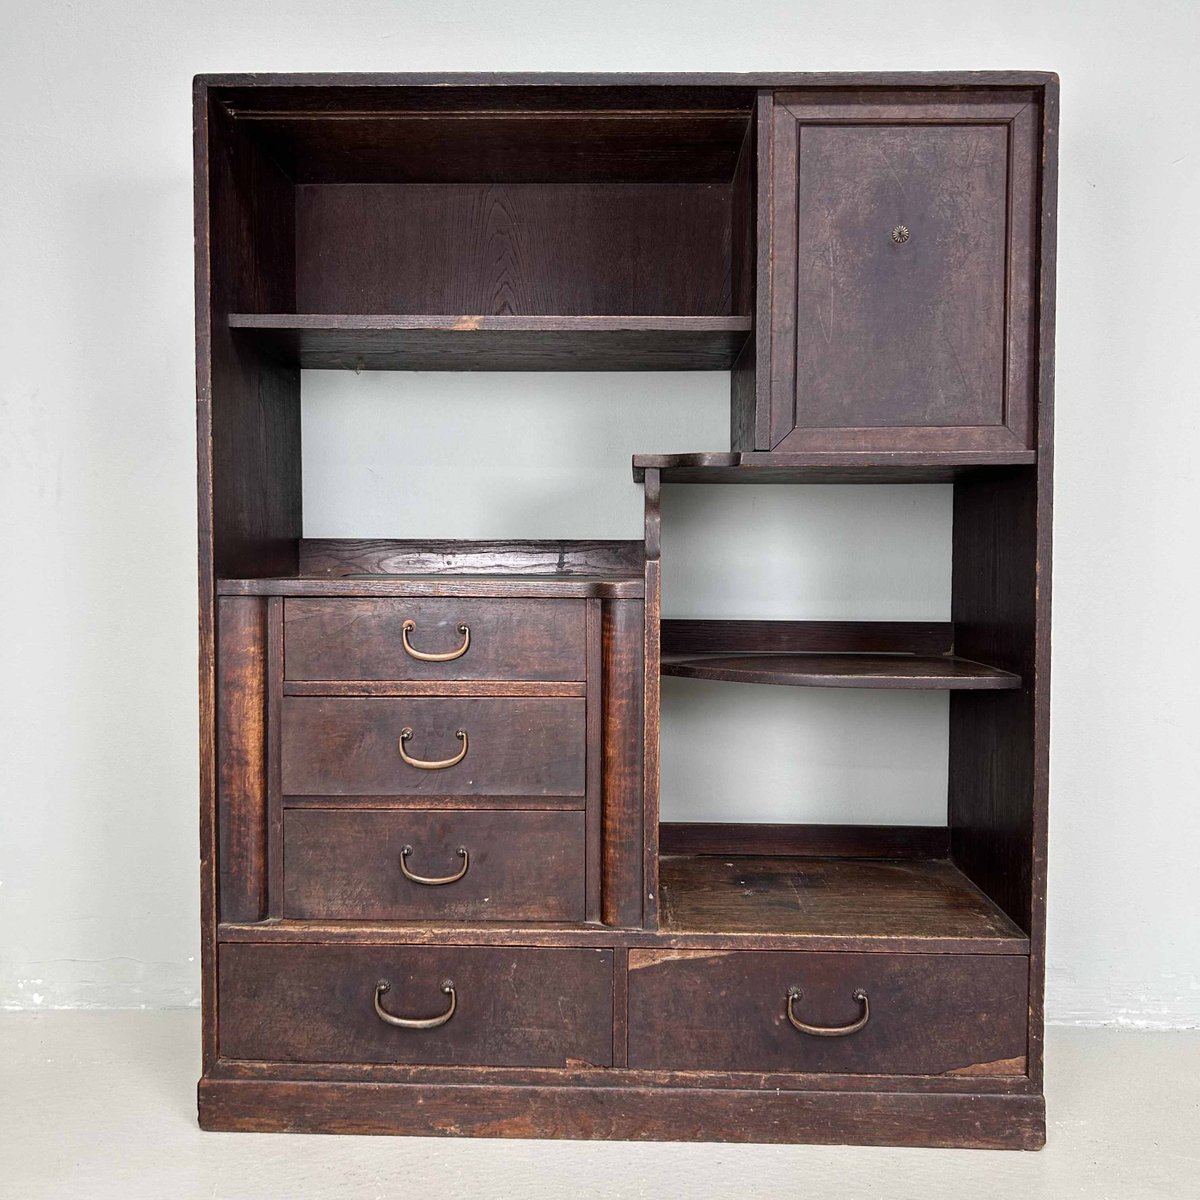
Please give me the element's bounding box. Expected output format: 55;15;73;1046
219;944;613;1067
283;809;585;921
627;950;1028;1076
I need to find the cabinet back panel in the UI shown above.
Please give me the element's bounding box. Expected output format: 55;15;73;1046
295;183;734;316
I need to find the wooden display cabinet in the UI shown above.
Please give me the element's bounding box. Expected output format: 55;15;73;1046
195;72;1057;1148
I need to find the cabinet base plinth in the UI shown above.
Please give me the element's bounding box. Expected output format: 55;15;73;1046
198;1075;1046;1149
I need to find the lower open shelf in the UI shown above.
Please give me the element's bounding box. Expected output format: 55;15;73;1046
658;855;1027;949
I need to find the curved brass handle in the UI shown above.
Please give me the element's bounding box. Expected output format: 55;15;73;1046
400;844;469;885
401;619;470;662
398;727;468;770
786;987;870;1038
373;979;456;1030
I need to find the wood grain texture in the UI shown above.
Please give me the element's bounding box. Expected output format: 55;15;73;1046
601;600;645;928
627;950;1028;1075
632;450;1036;484
298;538;644;578
660;652;1020;690
216;598;268;922
658;856;1027;944
232;313;751;371
281;696;586;797
641;470;662;928
661;618;953;656
284;680;586;698
659;823;949;859
219;944;613;1067
295;183;734;316
219;577;644;599
198;1076;1045;1148
283;597;586;682
283;808;585;921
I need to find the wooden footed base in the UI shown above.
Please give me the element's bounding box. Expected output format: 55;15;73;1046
199;1076;1046;1149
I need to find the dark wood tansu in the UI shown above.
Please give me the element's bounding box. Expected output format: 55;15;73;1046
196;71;1057;1149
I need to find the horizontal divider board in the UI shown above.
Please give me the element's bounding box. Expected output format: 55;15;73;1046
660;653;1021;690
633;451;1037;484
283;680;587;698
298;538;645;578
283;795;584;811
659;823;950;859
661;619;953;656
217;577;643;599
229;314;752;371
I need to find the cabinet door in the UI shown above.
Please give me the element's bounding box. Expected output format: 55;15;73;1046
766;91;1039;452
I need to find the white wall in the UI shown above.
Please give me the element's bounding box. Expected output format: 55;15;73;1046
1;0;1197;1027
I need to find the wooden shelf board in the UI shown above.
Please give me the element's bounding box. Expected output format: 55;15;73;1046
633;451;1037;483
660;652;1021;690
659;855;1028;946
229;314;751;371
217;574;644;599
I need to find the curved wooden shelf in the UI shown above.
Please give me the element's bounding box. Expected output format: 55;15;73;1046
660;652;1021;690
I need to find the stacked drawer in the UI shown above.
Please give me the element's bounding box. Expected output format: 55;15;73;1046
279;597;591;922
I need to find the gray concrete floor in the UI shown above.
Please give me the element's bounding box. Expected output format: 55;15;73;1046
1;1013;1196;1199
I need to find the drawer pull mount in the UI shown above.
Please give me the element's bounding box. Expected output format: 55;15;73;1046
402;618;471;662
398;727;468;770
374;979;456;1030
786;987;870;1038
400;844;470;885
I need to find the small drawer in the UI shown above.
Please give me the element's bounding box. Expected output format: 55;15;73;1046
218;944;613;1067
627;950;1028;1076
284;598;587;682
282;696;586;796
283;808;585;921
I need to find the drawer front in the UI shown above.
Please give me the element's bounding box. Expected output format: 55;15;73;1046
282;696;586;796
283;809;585;921
627;950;1028;1076
219;944;613;1067
284;598;587;682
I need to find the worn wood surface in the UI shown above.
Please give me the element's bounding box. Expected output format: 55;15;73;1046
219;576;644;599
232;313;750;371
198;1076;1045;1148
283;808;585;921
660;653;1020;690
641;470;662;928
633;451;1036;483
659;823;949;859
659;856;1027;943
627;950;1028;1075
282;696;586;796
661;618;953;656
284;597;586;682
216;598;268;923
219;944;612;1067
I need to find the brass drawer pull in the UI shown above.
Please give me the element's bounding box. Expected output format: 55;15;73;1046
401;618;470;662
398;727;468;770
786;987;870;1037
373;979;456;1030
400;844;470;885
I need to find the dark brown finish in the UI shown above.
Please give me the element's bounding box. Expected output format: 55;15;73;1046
232;313;751;371
658;856;1027;945
661;618;953;656
283;809;585;921
765;91;1038;453
627;950;1028;1075
284;597;586;682
659;823;950;860
199;1076;1044;1148
660;653;1020;690
601;600;645;928
219;944;613;1067
196;71;1057;1150
216;598;268;922
281;696;586;797
294;183;735;317
298;538;644;579
633;450;1036;484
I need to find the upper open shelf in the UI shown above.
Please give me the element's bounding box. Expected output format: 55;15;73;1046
230;313;751;371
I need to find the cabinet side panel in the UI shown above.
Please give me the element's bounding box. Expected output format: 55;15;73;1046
601;600;646;927
217;597;269;922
